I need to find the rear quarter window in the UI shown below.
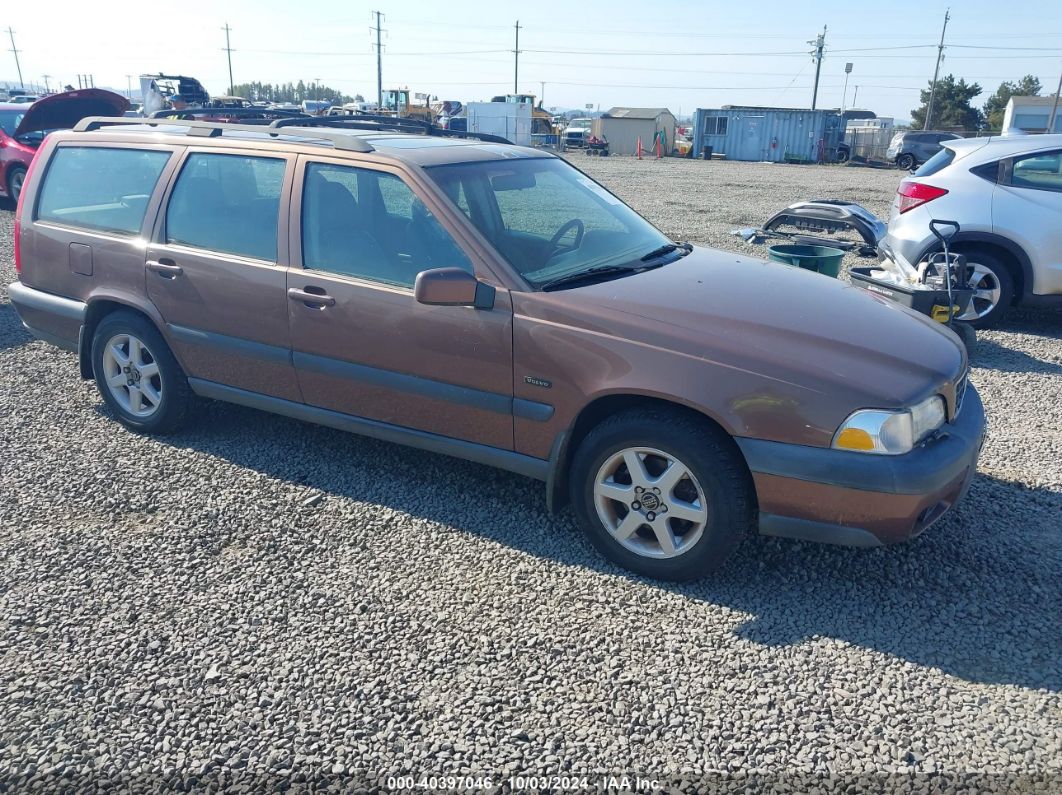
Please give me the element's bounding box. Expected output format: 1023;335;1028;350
913;147;955;177
36;146;171;235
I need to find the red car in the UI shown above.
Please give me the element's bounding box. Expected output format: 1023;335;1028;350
1;89;128;202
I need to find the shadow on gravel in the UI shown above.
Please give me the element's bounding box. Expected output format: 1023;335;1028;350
133;397;1062;694
971;336;1062;375
0;302;33;351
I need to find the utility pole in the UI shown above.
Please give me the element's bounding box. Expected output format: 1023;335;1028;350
7;28;23;89
853;85;860;108
514;20;521;94
42;74;51;93
540;81;545;105
126;74;132;99
809;26;826;111
924;8;950;130
372;11;384;109
222;24;235;95
1048;70;1062;134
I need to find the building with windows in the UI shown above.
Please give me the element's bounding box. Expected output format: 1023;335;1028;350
1003;95;1062;134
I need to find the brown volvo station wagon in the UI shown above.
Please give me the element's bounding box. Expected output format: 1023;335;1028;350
9;117;986;581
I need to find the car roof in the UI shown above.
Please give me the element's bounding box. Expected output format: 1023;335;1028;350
944;133;1062;156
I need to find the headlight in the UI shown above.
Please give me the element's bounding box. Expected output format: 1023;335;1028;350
832;395;946;455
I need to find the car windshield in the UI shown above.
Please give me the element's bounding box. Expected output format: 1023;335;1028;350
0;109;25;136
426;157;673;288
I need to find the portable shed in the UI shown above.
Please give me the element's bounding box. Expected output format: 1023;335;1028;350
692;106;845;163
592;107;676;156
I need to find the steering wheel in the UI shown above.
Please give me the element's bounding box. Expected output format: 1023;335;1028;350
546;218;585;259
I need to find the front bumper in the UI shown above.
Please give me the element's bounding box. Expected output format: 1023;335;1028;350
737;384;986;547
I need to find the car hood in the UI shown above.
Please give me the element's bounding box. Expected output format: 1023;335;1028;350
519;246;966;411
14;89;129;137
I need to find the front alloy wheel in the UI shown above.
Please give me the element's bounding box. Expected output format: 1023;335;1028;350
569;410;753;581
594;447;708;559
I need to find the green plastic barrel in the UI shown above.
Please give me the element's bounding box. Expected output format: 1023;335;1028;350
767;244;845;278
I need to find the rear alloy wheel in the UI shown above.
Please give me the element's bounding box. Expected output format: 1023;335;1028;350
7;166;26;202
955;251;1013;328
897;153;916;171
91;311;192;434
570;410;753;581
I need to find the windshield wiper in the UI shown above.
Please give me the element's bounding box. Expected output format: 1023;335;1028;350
640;241;692;261
539;262;666;292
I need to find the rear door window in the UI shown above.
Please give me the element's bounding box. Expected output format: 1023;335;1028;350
166;152;286;261
36;146;171;235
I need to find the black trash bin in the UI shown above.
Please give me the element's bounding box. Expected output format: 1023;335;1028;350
701;146;713;160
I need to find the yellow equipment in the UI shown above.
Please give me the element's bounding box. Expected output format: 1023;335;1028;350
380;89;436;124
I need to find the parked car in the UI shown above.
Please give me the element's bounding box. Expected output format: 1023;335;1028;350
0;89;129;201
563;118;592;149
9;118;984;581
882;133;1062;327
886;130;962;170
7;95;40;105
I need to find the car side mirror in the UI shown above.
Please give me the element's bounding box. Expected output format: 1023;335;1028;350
414;267;495;309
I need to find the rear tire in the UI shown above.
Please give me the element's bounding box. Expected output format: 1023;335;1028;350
569;409;753;581
91;311;192;434
7;165;26;202
954;249;1013;328
897;153;916;171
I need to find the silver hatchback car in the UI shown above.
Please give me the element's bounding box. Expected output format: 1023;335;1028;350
881;134;1062;327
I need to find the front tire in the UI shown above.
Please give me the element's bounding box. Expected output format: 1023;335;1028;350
569;409;753;581
91;311;192;434
7;165;26;202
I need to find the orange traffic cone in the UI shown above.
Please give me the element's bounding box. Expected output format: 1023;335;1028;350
637;136;642;159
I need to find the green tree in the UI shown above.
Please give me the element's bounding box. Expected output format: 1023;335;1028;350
982;75;1042;131
911;74;984;131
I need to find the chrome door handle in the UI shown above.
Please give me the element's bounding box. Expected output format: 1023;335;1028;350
146;260;183;278
287;287;335;307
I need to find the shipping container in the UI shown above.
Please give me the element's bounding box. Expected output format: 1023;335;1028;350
692;107;846;163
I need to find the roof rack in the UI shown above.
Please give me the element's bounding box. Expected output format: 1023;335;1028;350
149;107;312;121
72;116;375;153
270;115;513;145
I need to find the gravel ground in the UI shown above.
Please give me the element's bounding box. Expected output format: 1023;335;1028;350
1;158;1060;794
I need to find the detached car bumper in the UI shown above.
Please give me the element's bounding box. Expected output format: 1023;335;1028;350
738;384;986;547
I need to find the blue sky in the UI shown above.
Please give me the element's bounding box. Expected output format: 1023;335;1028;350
4;0;1060;122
